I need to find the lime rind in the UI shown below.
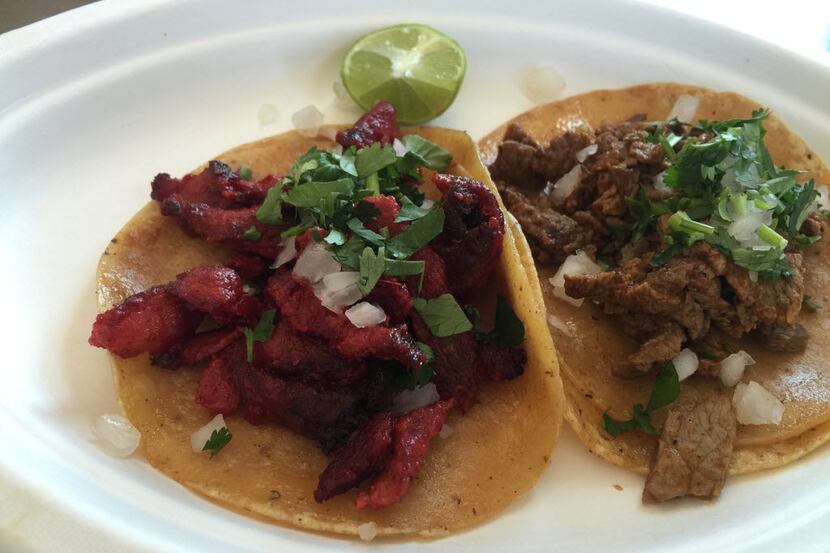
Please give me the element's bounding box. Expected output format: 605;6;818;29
340;23;467;124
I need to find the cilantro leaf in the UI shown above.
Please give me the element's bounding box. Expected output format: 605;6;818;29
242;309;277;362
283;178;354;209
240;225;261;241
346;217;386;246
400;135;452;172
471;295;525;347
256;186;283;225
357;246;386;295
238;165;253;181
202;427;232;458
649;242;683;268
323;229;347;246
394;196;433;223
383;258;425;277
804;295;822;311
332;235;365;270
356;143;397;178
785;179;817;237
353;199;382;222
387;207;445;259
280;223;311;239
412;294;473;337
602;362;679;437
646;361;680;412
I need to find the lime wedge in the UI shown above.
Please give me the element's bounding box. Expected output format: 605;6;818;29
341;24;467;124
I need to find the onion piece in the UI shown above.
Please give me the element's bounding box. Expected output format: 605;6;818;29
575;144;598;163
520;64;566;104
257;103;278;126
719;350;756;387
271;235;297;269
93;413;141;458
393;138;408;157
190;414;227;453
358;521;379;542
333;79;358;110
672;348;698;381
727;206;772;247
391;383;440;415
733;381;784;425
420;198;435;210
345;302;386;328
548;250;601;307
291;105;324;137
547;313;573;336
652;170;673;194
314;271;362;311
667;94;700;122
545;164;582;205
439;424;454;439
293;242;341;283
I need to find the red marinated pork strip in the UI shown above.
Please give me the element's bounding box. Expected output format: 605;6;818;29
254;319;368;386
431;174;505;293
356;399;456;510
151;160;275;207
362;195;408;236
314;413;394;502
366;278;413;325
266;272;426;370
405;246;449;299
152;327;243;368
89;285;201;357
171;266;261;326
336;101;398;149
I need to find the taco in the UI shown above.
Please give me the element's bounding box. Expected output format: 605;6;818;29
89;102;563;538
480;83;830;502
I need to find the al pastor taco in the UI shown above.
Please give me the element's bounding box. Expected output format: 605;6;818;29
480;83;830;502
89;103;563;538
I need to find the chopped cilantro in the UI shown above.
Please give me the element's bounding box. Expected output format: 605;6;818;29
323;229;347;246
355;143;397;178
412;294;473;337
357;246;386;295
241;309;277;362
471;295;526;347
649;243;683;268
238;165;253;181
280;223;311;239
202;427;232;458
400;135;452;172
283;178;354;209
602;362;679;437
346;217;386;246
332;235;365;270
383;258;425;277
256;186;283;225
394;196;433;223
804;295;822;311
387;206;445;259
240;225;261;241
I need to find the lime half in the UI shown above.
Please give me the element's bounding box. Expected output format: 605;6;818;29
341;24;467;124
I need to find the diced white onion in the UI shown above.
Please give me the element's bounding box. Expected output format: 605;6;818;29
520;64;566;104
545;164;582;205
291;104;324;137
439;424;454;439
667;94;700;122
548;250;601;307
672;348;699;381
271;235;297;269
333;80;358;110
393;138;408;157
293;242;341;283
93;414;141;458
721;157;761;192
345;302;386;328
547;313;573;336
391;383;440;415
420;198;435;210
258;103;279;126
719;350;756;387
727;206;772;247
749;271;759;283
358;521;379;542
575;144;598;163
190;414;227;453
242;284;256;295
652;170;672;194
314;271;363;311
733;381;784;425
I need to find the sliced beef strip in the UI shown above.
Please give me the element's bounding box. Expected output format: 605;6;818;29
502;188;593;265
643;393;736;503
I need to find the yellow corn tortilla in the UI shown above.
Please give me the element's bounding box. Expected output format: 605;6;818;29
478;83;830;475
95;126;564;538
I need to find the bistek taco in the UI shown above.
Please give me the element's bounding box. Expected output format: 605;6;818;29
480;83;830;502
90;102;563;538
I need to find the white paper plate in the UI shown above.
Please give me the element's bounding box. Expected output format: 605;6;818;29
2;1;829;551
